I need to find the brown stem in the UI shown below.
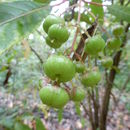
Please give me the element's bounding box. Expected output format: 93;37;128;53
70;0;81;54
88;90;96;130
81;102;89;116
30;46;43;64
3;66;12;86
92;89;99;129
72;20;97;61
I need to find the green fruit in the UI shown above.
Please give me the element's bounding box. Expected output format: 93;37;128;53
84;35;106;55
107;38;121;50
45;36;62;48
48;24;70;43
75;62;85;73
112;25;124;36
43;15;64;33
101;57;113;68
82;69;101;87
71;87;86;102
39;86;69;109
44;55;75;82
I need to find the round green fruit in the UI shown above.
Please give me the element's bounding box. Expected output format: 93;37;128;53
112;25;124;36
43;15;64;33
107;38;121;50
44;55;75;82
101;57;113;68
71;87;86;102
84;35;106;55
48;24;70;43
75;62;85;73
45;36;62;48
39;86;69;109
82;69;101;87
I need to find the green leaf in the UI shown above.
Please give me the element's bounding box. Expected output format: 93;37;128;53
35;118;46;130
14;122;31;130
0;117;15;129
0;1;49;25
0;1;50;55
90;0;104;23
107;5;130;23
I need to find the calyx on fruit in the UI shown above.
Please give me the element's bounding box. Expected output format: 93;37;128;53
48;24;70;43
81;68;101;87
43;15;64;33
39;85;69;109
70;87;86;102
44;55;75;82
112;25;124;36
74;62;85;73
101;57;113;68
45;36;62;48
107;38;121;50
84;35;106;55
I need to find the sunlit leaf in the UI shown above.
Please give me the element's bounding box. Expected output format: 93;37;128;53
90;0;104;23
0;1;50;55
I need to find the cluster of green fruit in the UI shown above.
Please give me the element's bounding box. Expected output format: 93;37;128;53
39;55;88;109
39;85;86;109
39;16;124;110
107;25;123;50
101;25;124;69
43;15;70;48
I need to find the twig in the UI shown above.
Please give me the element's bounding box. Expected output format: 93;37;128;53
63;83;71;96
36;29;46;39
83;8;96;21
3;66;12;86
81;102;89;116
70;0;82;54
110;92;117;105
92;89;99;129
30;46;43;64
87;90;96;130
